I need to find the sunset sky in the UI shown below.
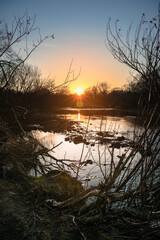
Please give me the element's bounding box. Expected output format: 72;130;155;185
1;0;159;93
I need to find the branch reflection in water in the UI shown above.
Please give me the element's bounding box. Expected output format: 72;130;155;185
31;112;140;187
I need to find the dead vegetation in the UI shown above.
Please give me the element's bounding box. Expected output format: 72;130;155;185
0;101;160;239
0;10;160;239
43;104;160;239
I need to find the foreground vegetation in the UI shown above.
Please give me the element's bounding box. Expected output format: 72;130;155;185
0;103;159;239
0;10;160;240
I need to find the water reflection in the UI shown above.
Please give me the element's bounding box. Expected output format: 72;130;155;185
77;112;81;121
58;112;87;122
31;113;141;187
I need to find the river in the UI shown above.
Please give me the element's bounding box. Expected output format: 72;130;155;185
31;110;142;187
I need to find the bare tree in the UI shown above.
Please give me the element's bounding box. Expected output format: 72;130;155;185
0;11;51;90
31;60;80;95
0;12;80;97
106;13;160;100
8;64;42;93
84;81;109;97
98;81;109;95
51;59;81;94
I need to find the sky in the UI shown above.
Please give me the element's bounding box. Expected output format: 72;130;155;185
0;0;159;93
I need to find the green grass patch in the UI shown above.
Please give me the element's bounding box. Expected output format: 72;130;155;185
33;170;84;201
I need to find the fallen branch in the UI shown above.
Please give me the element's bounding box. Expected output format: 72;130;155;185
45;187;101;208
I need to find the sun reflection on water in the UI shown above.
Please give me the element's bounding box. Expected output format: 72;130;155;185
77;112;81;121
31;113;140;187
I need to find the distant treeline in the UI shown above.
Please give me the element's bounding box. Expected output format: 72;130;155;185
0;86;153;113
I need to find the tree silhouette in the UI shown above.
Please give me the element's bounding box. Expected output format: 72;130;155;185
106;13;160;101
0;11;51;90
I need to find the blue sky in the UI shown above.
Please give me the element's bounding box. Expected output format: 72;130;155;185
0;0;159;92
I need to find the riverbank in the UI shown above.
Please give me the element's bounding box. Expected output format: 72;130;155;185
0;177;85;240
0;109;159;239
0;110;84;239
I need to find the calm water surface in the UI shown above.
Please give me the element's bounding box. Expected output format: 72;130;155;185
31;112;141;187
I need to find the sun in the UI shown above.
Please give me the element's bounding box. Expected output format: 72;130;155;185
75;88;83;96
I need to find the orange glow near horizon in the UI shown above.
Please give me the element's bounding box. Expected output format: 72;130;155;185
74;88;84;95
38;45;129;94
